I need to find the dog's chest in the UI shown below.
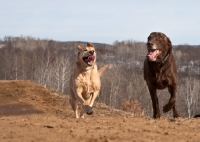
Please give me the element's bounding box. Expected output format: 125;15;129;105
79;72;100;93
151;71;169;89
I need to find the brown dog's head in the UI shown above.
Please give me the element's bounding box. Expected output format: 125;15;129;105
146;32;172;62
77;42;96;69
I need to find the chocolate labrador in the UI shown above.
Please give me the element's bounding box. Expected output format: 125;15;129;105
144;32;180;119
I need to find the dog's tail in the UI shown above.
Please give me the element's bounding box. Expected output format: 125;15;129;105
98;64;109;76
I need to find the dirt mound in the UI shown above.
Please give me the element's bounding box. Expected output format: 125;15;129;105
0;80;200;142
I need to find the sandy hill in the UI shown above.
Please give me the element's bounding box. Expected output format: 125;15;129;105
0;80;200;142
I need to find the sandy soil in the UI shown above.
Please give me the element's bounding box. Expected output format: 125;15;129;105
0;80;200;142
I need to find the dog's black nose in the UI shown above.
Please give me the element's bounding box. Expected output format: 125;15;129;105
89;50;94;55
147;42;154;47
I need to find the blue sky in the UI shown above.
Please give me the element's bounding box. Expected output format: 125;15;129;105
0;0;200;45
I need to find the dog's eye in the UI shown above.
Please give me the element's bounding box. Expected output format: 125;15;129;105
83;49;87;52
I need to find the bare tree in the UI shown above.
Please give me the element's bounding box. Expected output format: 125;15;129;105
52;55;71;93
34;48;55;87
180;76;200;118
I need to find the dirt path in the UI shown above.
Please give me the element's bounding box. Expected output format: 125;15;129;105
0;80;200;142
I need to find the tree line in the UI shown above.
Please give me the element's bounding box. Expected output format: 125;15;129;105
0;36;199;118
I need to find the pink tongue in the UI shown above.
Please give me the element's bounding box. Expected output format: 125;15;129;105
87;55;95;61
146;50;158;60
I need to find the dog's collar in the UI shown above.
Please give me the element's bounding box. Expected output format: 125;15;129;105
162;54;169;64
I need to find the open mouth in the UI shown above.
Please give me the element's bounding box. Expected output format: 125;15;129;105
82;55;95;66
146;49;162;61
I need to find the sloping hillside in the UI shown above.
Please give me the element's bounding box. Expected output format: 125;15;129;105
0;80;200;142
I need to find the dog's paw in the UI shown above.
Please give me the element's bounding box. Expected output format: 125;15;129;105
153;113;161;119
163;104;173;113
86;111;93;115
163;100;175;113
85;105;93;115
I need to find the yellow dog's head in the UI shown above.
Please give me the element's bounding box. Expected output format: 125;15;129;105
77;42;96;69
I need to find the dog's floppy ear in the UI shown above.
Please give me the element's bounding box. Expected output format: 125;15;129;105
165;36;172;53
77;44;82;50
87;42;94;47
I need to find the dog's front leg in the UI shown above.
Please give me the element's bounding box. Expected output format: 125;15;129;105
75;91;87;118
164;85;180;118
88;91;99;108
148;86;160;119
76;91;93;117
80;91;98;117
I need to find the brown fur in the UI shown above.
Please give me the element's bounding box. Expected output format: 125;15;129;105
69;42;108;118
144;32;180;119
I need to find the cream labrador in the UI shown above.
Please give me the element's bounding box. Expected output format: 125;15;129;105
69;42;108;118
